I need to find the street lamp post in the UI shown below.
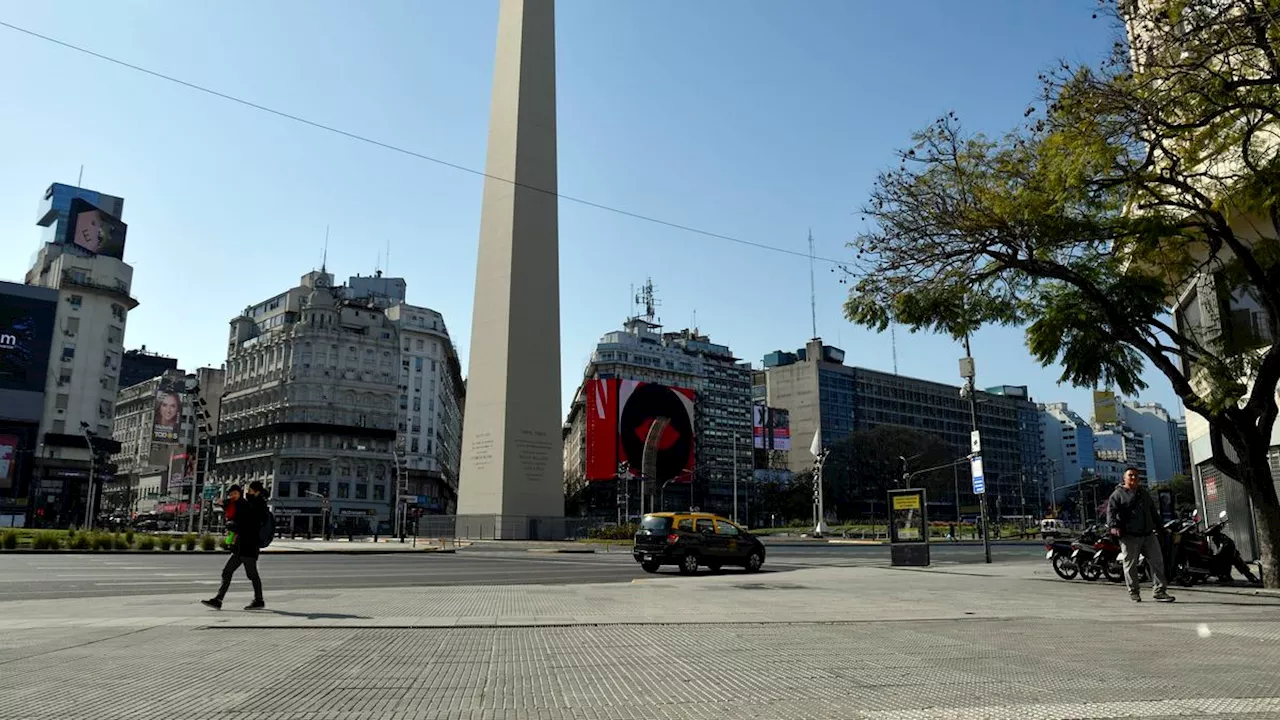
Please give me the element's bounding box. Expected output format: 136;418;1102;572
79;422;96;531
961;334;992;564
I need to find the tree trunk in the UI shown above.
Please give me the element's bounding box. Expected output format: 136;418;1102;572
1243;451;1280;589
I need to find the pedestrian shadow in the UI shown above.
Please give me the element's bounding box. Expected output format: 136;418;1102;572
262;609;371;620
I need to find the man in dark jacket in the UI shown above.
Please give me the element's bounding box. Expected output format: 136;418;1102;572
202;481;267;610
1106;467;1174;603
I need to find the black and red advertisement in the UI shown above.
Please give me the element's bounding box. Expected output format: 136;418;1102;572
585;379;695;483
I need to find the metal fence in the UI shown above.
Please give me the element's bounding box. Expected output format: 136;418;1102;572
416;515;599;541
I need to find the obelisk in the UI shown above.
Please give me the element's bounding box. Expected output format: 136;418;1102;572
456;0;563;539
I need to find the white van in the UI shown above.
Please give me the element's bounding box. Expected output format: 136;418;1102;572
1040;518;1071;539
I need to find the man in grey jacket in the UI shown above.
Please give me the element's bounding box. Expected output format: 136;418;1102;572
1106;468;1175;603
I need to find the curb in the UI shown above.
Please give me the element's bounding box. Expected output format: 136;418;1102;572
527;548;596;554
0;548;457;556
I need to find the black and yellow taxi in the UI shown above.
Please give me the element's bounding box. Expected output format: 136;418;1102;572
632;512;765;574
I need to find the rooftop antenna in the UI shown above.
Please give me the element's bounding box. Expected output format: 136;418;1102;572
635;277;659;324
808;229;818;339
385;238;391;276
891;324;899;374
77;165;84;187
322;225;329;272
692;308;697;333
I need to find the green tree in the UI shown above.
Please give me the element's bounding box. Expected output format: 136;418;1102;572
843;2;1280;586
1170;473;1198;513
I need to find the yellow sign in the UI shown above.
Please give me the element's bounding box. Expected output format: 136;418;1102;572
1093;390;1118;425
892;495;921;510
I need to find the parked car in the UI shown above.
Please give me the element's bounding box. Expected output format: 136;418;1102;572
632;512;765;574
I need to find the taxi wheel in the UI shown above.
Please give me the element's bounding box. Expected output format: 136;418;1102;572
745;551;764;573
679;553;700;575
641;561;660;573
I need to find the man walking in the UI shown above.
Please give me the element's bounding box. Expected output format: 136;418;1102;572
1106;468;1174;603
202;481;267;610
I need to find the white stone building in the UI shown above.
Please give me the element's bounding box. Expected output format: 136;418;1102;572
218;269;400;535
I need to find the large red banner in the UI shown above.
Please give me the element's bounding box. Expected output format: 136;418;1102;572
584;379;695;483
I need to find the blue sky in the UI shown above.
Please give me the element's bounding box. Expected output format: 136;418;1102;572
0;0;1183;421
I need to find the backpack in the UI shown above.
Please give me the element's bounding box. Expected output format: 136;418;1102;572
258;509;275;548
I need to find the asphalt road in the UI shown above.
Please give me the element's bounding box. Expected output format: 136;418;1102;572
0;543;1047;601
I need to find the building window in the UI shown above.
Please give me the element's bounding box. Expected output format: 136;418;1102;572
373;484;386;501
317;482;330;497
297;481;311;498
61;344;75;362
337;483;350;499
55;394;69;410
111;304;126;322
355;484;368;500
277;482;291;498
411;438;420;453
69;295;83;309
414;357;424;372
58;371;71;387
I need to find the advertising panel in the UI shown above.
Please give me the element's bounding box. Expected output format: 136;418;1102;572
0;288;56;394
753;405;791;451
152;377;184;444
68;198;128;260
583;378;696;483
1093;390;1119;425
0;435;17;490
584;378;619;481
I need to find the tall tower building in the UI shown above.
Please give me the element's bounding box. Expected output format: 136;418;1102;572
22;183;135;527
457;0;564;538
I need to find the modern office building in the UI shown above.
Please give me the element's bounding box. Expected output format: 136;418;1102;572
22;183;134;527
563;307;753;520
1093;428;1157;484
1115;401;1183;483
118;346;179;390
0;281;59;526
762;339;1041;517
218;268;400;535
1039;402;1096;505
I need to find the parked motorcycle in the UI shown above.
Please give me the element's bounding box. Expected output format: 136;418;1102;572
1168;510;1261;586
1046;537;1079;579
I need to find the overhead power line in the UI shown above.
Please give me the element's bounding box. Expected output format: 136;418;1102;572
0;19;849;267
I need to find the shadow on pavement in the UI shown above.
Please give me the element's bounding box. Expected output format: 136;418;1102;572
262;609;371;620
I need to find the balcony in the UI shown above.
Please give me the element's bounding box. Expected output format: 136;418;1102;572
60;271;139;309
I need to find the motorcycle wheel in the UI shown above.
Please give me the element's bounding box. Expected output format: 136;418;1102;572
1079;560;1102;582
1051;554;1078;580
1103;562;1125;583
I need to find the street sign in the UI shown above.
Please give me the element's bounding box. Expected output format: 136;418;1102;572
970;430;982;454
970;455;986;495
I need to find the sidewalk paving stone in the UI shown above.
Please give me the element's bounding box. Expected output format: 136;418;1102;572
1;563;1278;718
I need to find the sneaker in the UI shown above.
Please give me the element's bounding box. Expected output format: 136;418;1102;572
201;599;222;610
1153;591;1176;603
1129;593;1142;602
244;600;265;611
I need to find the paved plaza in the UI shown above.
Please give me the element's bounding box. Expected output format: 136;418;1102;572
1;559;1278;719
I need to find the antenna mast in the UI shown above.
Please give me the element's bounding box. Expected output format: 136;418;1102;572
808;229;818;339
322;225;330;272
891;324;899;374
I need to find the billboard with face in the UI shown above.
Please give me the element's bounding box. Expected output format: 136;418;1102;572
152;382;183;444
0;287;56;394
68;198;128;259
